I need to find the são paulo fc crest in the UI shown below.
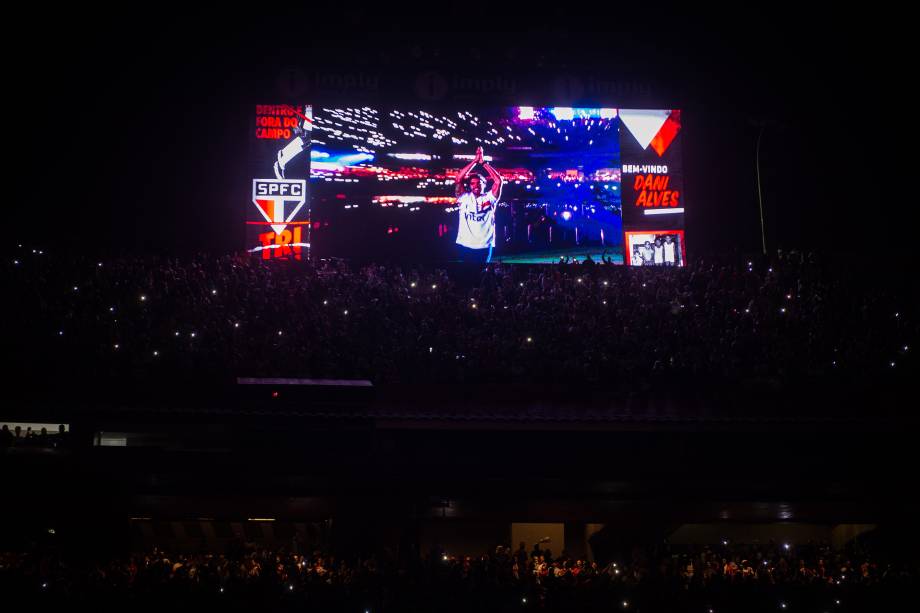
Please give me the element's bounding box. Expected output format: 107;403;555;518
252;178;307;235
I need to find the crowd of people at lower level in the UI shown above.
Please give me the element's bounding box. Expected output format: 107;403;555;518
2;539;915;612
0;425;69;448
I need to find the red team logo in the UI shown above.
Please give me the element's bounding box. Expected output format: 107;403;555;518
251;179;308;260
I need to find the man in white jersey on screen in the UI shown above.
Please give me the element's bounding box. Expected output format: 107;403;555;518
454;146;503;263
663;234;677;266
653;237;665;266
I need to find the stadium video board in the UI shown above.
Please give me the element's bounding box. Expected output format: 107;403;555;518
249;105;684;265
247;104;312;260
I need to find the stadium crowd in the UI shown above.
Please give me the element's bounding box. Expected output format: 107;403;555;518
1;539;914;612
5;247;915;392
0;424;68;448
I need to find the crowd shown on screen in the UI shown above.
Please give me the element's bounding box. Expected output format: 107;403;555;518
6;247;915;391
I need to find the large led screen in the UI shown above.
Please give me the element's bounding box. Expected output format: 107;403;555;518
248;105;684;265
247;104;312;260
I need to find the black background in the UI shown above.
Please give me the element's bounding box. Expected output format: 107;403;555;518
8;10;912;258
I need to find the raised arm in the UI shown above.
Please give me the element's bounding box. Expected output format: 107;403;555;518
481;154;503;199
454;156;478;197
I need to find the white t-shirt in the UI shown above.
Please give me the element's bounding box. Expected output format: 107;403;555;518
664;240;676;263
456;191;497;249
641;245;654;264
653;243;664;264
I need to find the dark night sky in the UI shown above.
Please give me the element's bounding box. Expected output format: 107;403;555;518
9;12;911;257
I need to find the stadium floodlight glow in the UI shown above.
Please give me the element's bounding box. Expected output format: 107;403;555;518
388;153;432;161
453;153;494;162
311;161;345;173
550;107;575;121
337;152;374;165
643;208;685;216
561;211;572;221
518;106;534;120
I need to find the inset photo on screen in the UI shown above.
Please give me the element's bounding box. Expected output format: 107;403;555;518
624;230;685;267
